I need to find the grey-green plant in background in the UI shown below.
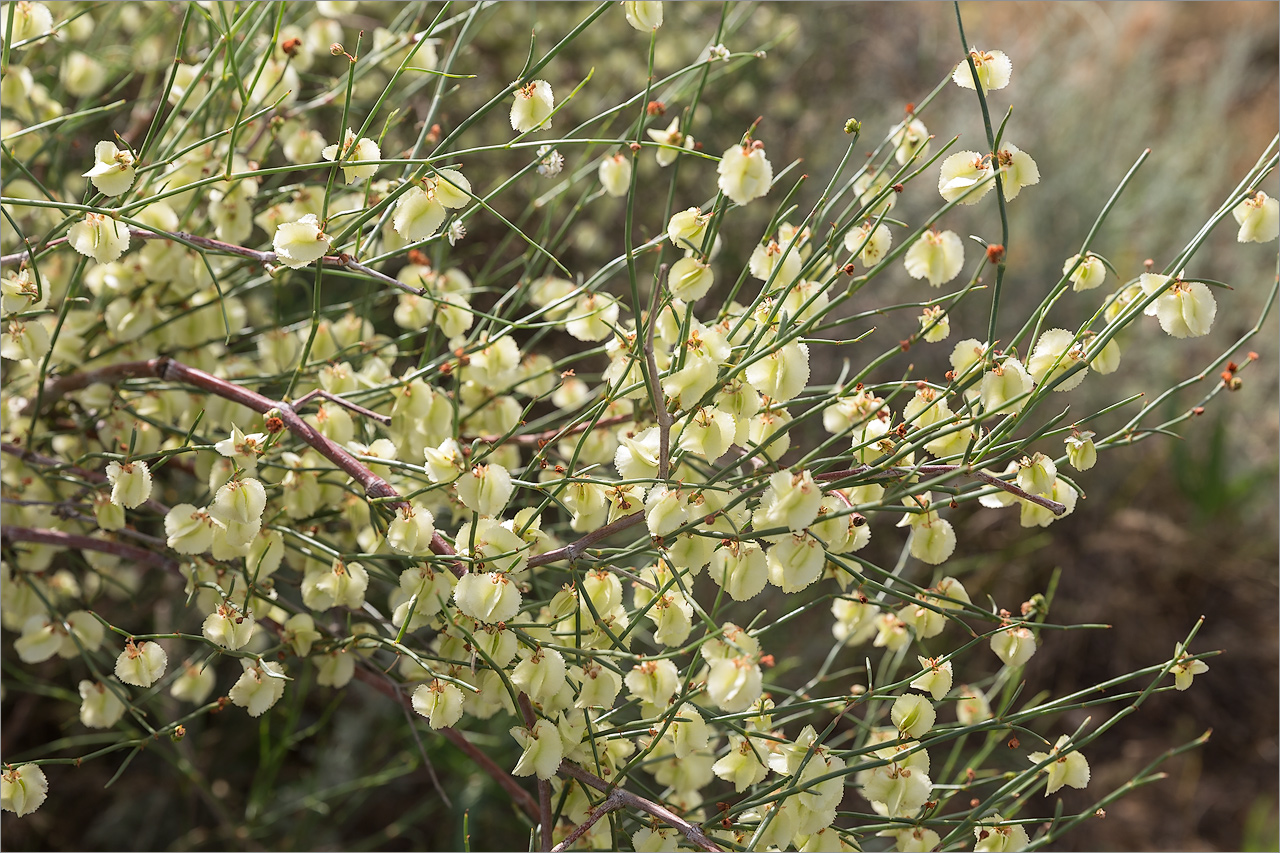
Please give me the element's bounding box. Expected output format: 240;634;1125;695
1;2;1276;850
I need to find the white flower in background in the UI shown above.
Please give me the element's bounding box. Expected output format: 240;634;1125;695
646;117;694;167
3;1;53;45
510;79;554;132
890;117;930;166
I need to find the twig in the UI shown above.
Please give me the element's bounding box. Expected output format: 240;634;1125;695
1;441;171;515
558;762;723;853
642;265;673;480
350;666;539;819
1;526;180;574
292;388;393;426
816;462;1067;515
527;510;645;569
469;413;634;447
0;229;425;297
518;694;553;852
550;788;626;852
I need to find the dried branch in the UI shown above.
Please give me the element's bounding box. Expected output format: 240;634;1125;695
643;265;674;481
518;694;554;851
1;525;180;574
550;788;626;852
558;762;723;852
350;666;540;820
292;388;393;425
816;462;1067;515
527;510;645;569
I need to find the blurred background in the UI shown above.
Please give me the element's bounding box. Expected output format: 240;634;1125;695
2;2;1276;850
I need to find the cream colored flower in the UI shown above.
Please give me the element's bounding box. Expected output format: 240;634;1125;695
718;141;773;205
83;140;136;197
952;48;1012;92
272;214;331;268
904;230;964;286
321;128;381;183
68;213;130;264
1232;191;1280;243
510;80;554;132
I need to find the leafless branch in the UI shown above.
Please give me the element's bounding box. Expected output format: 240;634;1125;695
816;462;1067;515
558;762;723;852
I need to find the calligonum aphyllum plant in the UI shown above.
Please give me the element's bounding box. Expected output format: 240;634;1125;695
0;1;1273;850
